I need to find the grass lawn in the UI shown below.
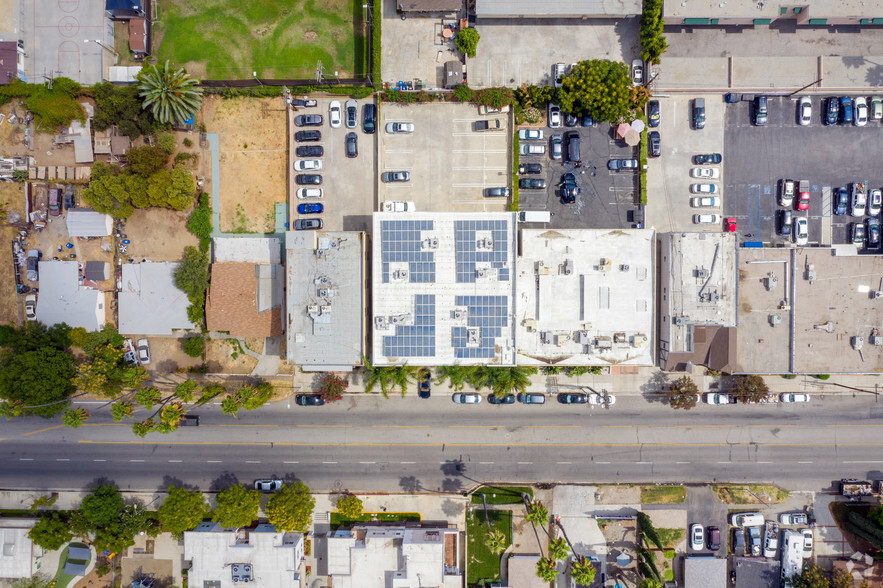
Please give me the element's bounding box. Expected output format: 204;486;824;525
471;486;533;505
53;542;90;585
467;509;512;585
329;511;421;530
656;528;686;548
154;0;367;80
713;484;789;504
641;485;686;504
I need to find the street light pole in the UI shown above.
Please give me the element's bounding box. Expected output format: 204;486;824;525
253;71;263;87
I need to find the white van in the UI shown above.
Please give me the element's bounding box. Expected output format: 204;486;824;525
852;183;867;217
730;512;765;527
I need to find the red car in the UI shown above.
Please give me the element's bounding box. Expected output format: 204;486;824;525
725;217;737;232
797;182;810;211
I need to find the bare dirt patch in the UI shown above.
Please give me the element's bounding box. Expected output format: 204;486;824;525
0;182;28;325
120;208;199;263
200;96;288;234
596;484;642;505
0;101;30;156
204;338;259;374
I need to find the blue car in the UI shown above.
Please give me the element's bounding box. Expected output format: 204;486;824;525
840;96;854;124
297;203;323;214
581;113;594;127
834;187;848;215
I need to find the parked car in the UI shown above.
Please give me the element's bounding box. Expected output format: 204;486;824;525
731;512;765;527
294;159;322;171
725;217;737;232
798;96;812;125
295;394;325;406
418;368;431;399
48;188;61;217
123;339;138;365
693;214;721;225
564;112;578;127
733;528;746;555
561;173;580;203
631;59;644;85
781;393;810;403
552;63;566;88
840;96;854;124
295;114;323;127
297;203;323;214
797;180;810;211
707;526;721;551
518;129;544;140
802;529;814;554
386;122;414;133
794;217;809;246
870;189;882;215
852;183;867;216
452;393;481;404
363;104;376;133
296;174;322;185
868;218;881;248
608;159;638;171
691;196;720;208
581;114;594;127
690;524;704;551
871;96;883;121
521;144;546;155
690;183;719;194
779;512;809;525
705;393;733;405
558;392;588;404
294;218;323;230
481;392;513;405
548;103;561;128
24;294;36;321
137;338;151;365
648;131;660;158
833;186;849;215
778;209;793;235
826;96;840;125
255;479;283;491
346;132;358;158
550;135;563;160
748;526;763;556
345;99;358;129
693;98;706;129
26;249;40;282
855;96;869;126
519;178;547;189
517;393;546;405
63;186;75;209
381;171;411;183
329;100;342;128
853;221;866;245
647;100;660;127
296;188;323;199
754;96;768;126
694;153;721;165
691;168;720;179
484;187;511;198
519;163;542;174
588;392;616;406
567;132;581;161
295;130;321;142
296;145;324;157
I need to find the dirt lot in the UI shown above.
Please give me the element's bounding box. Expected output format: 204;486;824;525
0;182;28;325
205;338;259;374
0;101;30;157
200;96;288;234
120;208;199;263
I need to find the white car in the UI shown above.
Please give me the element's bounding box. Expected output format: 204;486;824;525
794;217;808;246
297;188;323;199
588;392;616;406
798;96;812;125
802;529;813;554
781;179;795;207
855;96;868;126
553;63;566;88
329;100;342;128
518;129;544;141
255;479;283;492
690;524;704;551
123;338;138;365
704;393;731;405
24;294;36;321
693;214;721;225
631;59;644;86
548;103;561;128
137;338;151;365
386;122;414;133
691;183;719;194
452;393;481;404
780;393;810;403
691;197;720;208
870;189;882;215
691;168;720;179
344;98;358;129
520;144;546;155
294;159;322;171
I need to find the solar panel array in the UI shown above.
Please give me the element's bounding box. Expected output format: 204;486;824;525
454;220;510;283
383;294;436;357
451;295;509;359
380;219;436;283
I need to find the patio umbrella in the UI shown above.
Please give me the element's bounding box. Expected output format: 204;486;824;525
624;129;640;146
616;552;631;567
616;123;630;138
631;119;645;133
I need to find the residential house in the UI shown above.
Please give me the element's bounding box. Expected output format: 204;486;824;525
36;261;106;331
118;262;195;336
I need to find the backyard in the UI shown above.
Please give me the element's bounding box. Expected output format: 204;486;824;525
153;0;368;80
467;509;512;586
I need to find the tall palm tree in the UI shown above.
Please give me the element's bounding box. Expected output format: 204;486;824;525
524;499;549;527
548;537;569;562
436;365;479;390
486;366;538;398
535;557;558;582
485;529;507;555
136;61;203;125
570;556;596;585
361;356;417;398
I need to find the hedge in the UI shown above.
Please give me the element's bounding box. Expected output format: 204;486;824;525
510;131;519;211
845;521;883;550
638;113;648;206
848;511;883;542
372;0;382;90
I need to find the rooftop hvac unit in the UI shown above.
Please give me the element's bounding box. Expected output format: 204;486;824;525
243;565;252;573
595;337;613;349
232;565;240;573
315;275;329;285
421;238;439;250
541;332;553;345
390;314;411;325
467;327;481;345
374;316;389;329
314;249;327;256
852;336;864;350
307;305;319;314
769;314;782;327
317;288;332;298
632;334;648;347
764;275;778;291
872;291;883;299
393;269;409;280
619;264;630;272
597;258;611;272
696;268;710;280
576;331;590;344
613;332;627;344
561;259;573;275
536;261;550;275
328;239;340;249
674;317;687;325
476;267;491;278
452;309;467;319
872;335;883;346
233;579;239;583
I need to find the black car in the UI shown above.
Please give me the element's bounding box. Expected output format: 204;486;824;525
295;130;321;142
346;132;358;158
558;392;588;404
693;153;722;165
296;145;324;157
519;178;547;189
707;526;721;551
564;112;578;127
363;104;376;134
834;187;848;215
295;114;323;127
868;218;881;248
487;393;516;405
648;131;660;158
63;186;75;209
826;96;840;126
295;394;325;406
519;163;542;174
294;218;323;230
561;172;580;203
647;100;660;128
754;96;768;126
778;209;792;236
692;98;706;130
418;368;431;399
295;174;322;185
566;132;580;162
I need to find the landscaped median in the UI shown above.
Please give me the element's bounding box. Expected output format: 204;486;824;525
640;484;686;504
713;484;790;504
466;508;512;586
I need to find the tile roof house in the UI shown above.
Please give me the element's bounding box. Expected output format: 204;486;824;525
205;263;283;338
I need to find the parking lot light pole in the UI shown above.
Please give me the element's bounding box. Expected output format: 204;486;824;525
253;71;263;87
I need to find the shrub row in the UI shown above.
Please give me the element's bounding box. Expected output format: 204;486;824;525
510;131;519;212
372;0;382;91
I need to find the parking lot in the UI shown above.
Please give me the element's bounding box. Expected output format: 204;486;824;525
518;117;640;229
378;102;510;213
291;97;376;233
723;95;883;249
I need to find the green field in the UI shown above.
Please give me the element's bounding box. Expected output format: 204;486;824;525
467;509;512;585
471;486;533;505
154;0;367;80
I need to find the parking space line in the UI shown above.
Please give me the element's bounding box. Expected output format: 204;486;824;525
820;185;831;217
747;184;762;235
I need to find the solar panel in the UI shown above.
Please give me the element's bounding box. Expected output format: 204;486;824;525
451;295;508;358
380;219;436;283
383;294;436;357
454;220;510;283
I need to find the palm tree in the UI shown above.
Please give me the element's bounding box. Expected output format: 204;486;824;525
535;557;558;582
361;356;417;398
436;365;479;390
136;60;203;125
570;556;596;585
486;529;507;555
548;537;569;562
486;366;538;398
524;499;549;527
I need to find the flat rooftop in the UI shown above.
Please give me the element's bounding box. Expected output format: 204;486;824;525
515;229;654;366
665;0;877;21
478;0;641;18
286;231;366;371
371;212;517;366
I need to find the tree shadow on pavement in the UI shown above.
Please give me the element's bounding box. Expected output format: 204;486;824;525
86;476;117;490
640;370;671;405
159;475;199;492
441;498;465;518
400;476;422;493
209;471;240;492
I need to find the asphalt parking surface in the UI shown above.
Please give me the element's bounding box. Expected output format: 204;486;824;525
518;118;639;229
723;95;883;249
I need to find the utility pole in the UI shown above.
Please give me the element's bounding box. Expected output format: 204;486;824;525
314;60;325;85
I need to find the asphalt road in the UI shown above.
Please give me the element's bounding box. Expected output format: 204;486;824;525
1;394;882;493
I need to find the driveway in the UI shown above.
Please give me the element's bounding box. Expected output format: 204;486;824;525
685;486;728;556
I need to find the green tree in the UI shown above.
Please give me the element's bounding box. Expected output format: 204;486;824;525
336;494;363;518
81;167;135;218
785;562;832;588
525;500;549;528
127;145;169;176
667;376;699;410
110;401;135;422
175;379;199;403
732;374;771;404
157;132;177;153
486;528;507;555
479;366;538;398
548;537;569;561
639;579;664;588
362;356;418;398
436;365;479;391
637;511;665;551
535;557;558;582
80;485;125;527
12;576;55;588
213;485;261;529
74;344;129;397
0;347;76;417
135;386;162;411
0;322;71;353
831;568;854;588
62;407;90;428
318;373;348;403
182;335;205;358
136;61;203;125
174;246;210;298
558;59;635;123
570;556;596;585
157;486;209;538
266;480;315;533
28;514;72;550
639;0;668;65
455;27;481;58
867;504;883;527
